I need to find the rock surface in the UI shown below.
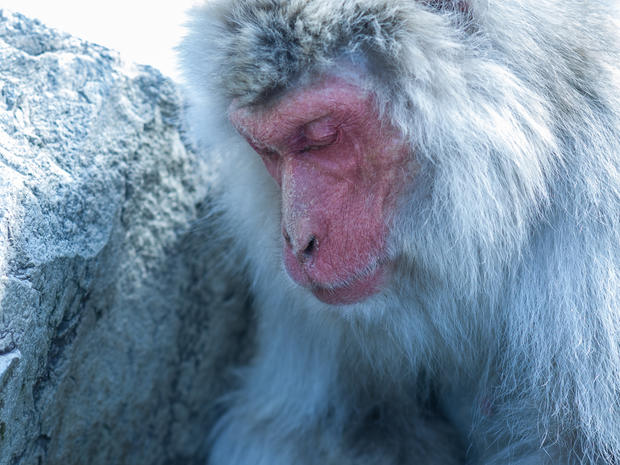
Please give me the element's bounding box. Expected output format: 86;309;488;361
0;10;252;465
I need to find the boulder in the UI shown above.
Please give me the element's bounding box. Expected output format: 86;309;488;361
0;10;252;465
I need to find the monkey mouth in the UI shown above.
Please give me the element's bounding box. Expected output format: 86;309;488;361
310;264;386;305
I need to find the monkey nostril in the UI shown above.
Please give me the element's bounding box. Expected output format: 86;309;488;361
286;231;318;262
303;235;317;257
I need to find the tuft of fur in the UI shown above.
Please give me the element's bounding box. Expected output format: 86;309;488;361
179;1;620;464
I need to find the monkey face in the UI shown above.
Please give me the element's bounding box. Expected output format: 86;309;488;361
230;74;411;305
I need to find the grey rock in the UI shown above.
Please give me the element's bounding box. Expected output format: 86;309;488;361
0;10;252;465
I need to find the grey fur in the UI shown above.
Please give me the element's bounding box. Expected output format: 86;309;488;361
178;0;620;464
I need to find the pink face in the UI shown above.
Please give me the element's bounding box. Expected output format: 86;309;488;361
230;75;411;305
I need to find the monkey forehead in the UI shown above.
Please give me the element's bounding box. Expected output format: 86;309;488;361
212;0;419;106
228;74;374;145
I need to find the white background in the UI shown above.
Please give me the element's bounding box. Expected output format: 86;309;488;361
1;0;202;81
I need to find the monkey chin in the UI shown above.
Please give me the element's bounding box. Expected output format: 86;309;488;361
309;265;386;306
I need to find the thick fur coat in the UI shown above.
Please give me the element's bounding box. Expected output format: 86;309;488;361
179;1;620;463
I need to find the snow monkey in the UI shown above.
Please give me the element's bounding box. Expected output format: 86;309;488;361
178;0;620;463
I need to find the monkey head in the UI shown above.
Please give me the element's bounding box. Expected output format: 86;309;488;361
229;73;412;304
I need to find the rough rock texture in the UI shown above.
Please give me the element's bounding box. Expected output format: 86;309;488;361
0;10;252;465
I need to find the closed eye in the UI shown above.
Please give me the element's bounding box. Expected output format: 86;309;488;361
301;116;339;152
299;131;339;153
302;144;327;152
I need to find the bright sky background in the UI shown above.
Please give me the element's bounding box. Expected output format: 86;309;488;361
2;0;203;81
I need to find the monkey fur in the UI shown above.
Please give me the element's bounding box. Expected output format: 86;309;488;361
179;1;620;463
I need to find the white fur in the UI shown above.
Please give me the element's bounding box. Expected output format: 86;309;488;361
178;0;620;463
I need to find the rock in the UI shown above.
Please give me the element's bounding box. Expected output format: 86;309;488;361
0;10;252;465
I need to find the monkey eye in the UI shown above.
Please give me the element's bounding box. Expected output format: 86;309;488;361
300;134;338;153
300;142;335;153
300;118;339;152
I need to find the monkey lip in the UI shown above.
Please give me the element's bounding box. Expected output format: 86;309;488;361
310;265;386;305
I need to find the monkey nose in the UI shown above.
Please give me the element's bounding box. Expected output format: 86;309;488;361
283;229;317;263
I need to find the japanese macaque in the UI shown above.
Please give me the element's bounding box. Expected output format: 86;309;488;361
178;0;620;463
